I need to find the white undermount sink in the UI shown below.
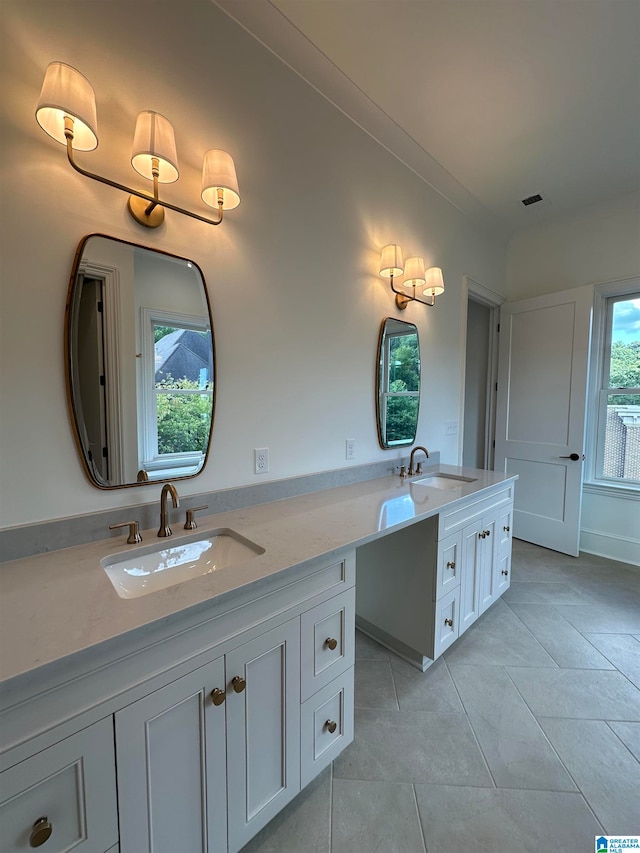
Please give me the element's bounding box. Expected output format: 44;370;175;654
102;528;265;599
412;473;478;490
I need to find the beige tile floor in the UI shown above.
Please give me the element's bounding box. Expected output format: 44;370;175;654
243;539;640;853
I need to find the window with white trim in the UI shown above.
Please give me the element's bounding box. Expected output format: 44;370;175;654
138;309;213;475
589;285;640;488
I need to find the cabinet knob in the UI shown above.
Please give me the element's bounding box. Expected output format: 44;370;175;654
325;637;338;651
325;719;337;734
210;687;226;706
503;525;510;532
446;561;456;569
479;532;486;539
232;676;246;693
29;817;52;848
483;529;491;537
444;617;454;627
502;569;509;576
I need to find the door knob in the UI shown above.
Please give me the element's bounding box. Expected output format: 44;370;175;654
559;452;582;461
232;676;246;693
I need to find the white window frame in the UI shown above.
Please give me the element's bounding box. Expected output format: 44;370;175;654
138;308;213;473
585;277;640;494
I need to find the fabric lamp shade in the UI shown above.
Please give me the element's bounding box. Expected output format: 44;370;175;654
424;267;445;296
131;111;179;183
403;256;425;288
201;149;240;210
35;61;98;151
379;244;404;278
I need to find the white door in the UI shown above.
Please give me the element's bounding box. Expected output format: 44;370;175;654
494;287;592;555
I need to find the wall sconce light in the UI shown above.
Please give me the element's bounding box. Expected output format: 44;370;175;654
35;62;240;228
379;244;445;310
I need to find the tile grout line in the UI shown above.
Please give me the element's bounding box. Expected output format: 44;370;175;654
410;784;429;853
602;720;640;766
442;655;497;790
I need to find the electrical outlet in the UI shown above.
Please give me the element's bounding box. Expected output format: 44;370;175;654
445;420;458;435
254;447;269;474
346;439;356;460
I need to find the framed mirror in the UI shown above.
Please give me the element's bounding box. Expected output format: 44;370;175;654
66;234;215;488
376;317;420;448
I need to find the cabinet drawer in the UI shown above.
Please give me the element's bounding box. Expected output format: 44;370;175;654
497;506;513;555
432;587;460;659
301;670;354;788
434;532;462;600
300;588;355;702
0;718;118;853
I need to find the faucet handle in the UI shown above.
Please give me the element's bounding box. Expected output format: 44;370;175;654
109;520;142;544
184;505;209;530
416;462;424;475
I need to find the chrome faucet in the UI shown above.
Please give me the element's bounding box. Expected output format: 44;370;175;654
158;483;180;537
407;445;430;476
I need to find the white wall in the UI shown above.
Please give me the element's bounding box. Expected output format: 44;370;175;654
0;0;507;528
506;194;640;564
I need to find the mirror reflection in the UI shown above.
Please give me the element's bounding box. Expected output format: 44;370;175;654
67;235;214;488
376;317;420;448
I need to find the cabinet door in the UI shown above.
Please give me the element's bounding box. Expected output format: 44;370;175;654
226;618;300;853
432;586;460;658
459;523;481;632
115;657;227;853
0;718;117;853
478;516;498;615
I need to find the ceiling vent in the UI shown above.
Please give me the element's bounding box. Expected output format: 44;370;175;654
521;193;544;206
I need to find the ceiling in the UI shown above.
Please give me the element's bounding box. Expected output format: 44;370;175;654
215;0;640;238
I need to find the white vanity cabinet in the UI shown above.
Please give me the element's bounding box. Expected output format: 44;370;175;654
0;550;356;853
356;482;515;670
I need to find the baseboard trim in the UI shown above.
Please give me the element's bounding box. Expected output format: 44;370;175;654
579;527;640;566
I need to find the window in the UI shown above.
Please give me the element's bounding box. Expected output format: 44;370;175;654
138;309;214;475
590;286;640;488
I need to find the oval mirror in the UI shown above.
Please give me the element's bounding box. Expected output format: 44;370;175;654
66;234;215;488
376;317;420;448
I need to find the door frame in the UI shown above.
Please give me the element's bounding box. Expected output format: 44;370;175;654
460;277;505;469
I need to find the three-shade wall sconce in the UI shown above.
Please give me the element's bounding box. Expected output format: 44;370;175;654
35;61;240;228
379;244;445;310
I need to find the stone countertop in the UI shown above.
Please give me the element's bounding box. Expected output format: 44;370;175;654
0;465;516;684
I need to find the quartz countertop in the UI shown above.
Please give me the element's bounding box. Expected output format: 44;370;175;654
0;465;516;685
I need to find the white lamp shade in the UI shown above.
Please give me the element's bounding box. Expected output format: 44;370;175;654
379;244;404;278
131;111;179;183
424;266;445;297
35;62;98;151
403;256;425;288
201;149;240;210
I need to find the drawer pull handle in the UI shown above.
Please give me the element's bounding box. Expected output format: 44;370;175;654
232;676;246;693
325;637;338;651
210;688;226;706
503;525;510;532
446;561;455;569
502;569;509;576
29;817;52;848
444;617;454;627
325;719;337;734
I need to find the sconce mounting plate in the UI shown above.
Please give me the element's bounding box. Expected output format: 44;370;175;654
127;195;165;228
